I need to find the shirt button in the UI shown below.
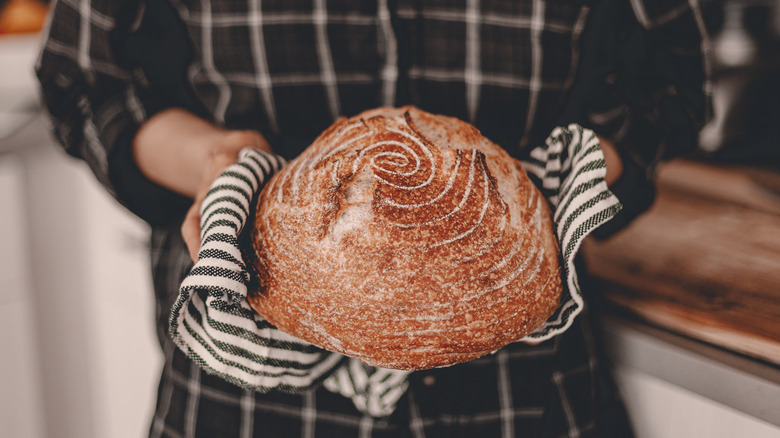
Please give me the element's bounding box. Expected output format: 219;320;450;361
422;375;436;386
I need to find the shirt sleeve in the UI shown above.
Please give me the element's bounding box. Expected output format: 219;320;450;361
35;0;191;226
567;0;713;237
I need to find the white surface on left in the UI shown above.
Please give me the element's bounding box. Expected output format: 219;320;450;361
0;34;162;438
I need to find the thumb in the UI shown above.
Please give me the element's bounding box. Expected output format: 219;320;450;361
181;201;202;262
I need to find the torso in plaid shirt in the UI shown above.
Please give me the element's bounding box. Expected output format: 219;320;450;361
37;0;710;436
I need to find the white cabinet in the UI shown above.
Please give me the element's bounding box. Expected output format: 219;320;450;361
603;317;780;438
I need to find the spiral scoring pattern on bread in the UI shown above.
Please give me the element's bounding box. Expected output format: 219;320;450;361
248;107;562;370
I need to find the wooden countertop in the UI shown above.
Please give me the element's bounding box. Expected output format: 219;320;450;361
583;159;780;365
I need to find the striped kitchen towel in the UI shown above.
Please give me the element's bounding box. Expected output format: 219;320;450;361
169;123;621;417
521;123;623;341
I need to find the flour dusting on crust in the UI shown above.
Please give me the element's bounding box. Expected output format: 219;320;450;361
248;106;562;370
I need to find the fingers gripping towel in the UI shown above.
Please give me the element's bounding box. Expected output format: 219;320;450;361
170;151;346;392
169;123;622;417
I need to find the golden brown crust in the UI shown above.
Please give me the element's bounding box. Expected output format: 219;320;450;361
247;106;562;370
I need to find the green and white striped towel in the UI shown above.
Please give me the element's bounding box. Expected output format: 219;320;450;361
169;123;622;417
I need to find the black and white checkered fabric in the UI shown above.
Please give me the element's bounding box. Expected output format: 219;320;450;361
169;123;620;417
36;0;710;433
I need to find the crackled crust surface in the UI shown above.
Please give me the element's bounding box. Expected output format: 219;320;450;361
248;106;562;370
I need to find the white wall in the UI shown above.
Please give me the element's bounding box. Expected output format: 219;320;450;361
0;155;45;438
1;116;162;438
79;148;163;438
1;33;162;437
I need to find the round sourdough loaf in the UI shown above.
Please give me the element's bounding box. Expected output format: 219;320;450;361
247;106;562;370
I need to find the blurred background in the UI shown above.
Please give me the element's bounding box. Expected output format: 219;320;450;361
0;0;778;437
1;2;161;438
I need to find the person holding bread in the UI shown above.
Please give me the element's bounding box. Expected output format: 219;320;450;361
36;0;711;436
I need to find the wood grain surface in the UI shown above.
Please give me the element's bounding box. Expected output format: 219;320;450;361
583;160;780;364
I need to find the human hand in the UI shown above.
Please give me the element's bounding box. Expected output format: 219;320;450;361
132;108;271;262
180;130;270;261
597;135;624;186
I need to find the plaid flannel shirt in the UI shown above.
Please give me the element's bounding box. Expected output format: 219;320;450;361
36;0;711;436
